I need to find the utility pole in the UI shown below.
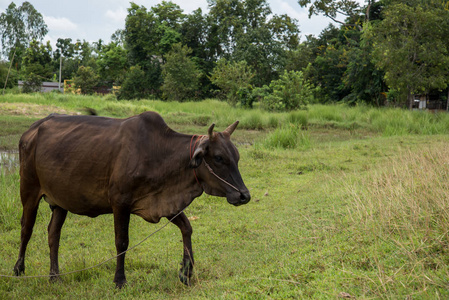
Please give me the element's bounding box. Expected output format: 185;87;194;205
2;47;16;95
58;55;62;92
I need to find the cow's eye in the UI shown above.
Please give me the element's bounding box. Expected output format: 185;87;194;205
214;155;223;163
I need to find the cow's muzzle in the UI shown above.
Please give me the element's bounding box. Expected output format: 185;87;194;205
227;190;251;206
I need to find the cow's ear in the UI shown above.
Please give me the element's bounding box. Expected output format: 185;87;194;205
189;146;206;168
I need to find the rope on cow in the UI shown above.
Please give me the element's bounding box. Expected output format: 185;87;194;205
0;208;186;279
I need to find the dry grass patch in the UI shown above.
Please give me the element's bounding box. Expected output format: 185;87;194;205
343;143;449;296
0;102;79;117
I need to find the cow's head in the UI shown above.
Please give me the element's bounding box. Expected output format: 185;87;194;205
189;122;251;206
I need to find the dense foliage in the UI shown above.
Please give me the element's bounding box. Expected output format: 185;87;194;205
260;70;313;111
161;43;201;101
0;0;448;107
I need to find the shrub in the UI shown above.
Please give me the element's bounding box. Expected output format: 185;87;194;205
210;59;255;106
117;65;149;100
260;70;313;112
73;66;100;95
22;73;42;93
161;43;201;101
0;61;18;90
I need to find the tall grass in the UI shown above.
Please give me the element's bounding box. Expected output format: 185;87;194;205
348;145;449;235
258;124;311;150
0;167;21;231
2;93;449;136
344;145;449;292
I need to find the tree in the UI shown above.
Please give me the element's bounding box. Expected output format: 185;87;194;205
284;36;319;72
298;0;364;28
210;59;255;106
125;1;185;63
124;2;185;95
0;61;18;89
22;40;53;80
96;41;129;85
365;2;449;108
161;43;201;101
73;66;99;95
117;65;149;100
151;1;185;56
305;24;350;102
55;38;75;88
180;8;217;96
21;72;42;93
342;37;384;105
0;1;47;93
260;70;313;111
208;0;300;86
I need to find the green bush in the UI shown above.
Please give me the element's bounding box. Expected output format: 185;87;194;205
161;43;201;101
117;65;149;100
73;66;100;95
210;59;255;106
0;61;18;90
22;73;43;93
260;70;313;112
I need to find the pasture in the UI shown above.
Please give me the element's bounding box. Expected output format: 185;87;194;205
1;93;449;299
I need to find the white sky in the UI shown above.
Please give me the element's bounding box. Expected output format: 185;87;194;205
0;0;366;49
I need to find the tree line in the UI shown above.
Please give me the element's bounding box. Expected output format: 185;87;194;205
1;0;448;110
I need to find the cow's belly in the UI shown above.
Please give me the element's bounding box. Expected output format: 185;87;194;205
42;191;112;217
35;149;114;217
38;167;112;217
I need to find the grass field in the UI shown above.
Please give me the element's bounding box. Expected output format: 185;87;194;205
1;93;449;299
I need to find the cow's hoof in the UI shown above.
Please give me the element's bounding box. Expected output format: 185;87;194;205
49;275;62;283
179;272;191;286
13;261;24;276
115;281;127;289
114;273;127;289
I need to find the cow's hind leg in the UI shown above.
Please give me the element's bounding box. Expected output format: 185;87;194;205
13;186;41;276
112;207;130;288
48;205;68;282
169;212;194;285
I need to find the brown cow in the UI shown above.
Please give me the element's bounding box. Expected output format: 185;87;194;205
13;111;250;288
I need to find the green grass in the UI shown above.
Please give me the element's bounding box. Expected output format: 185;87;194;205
257;124;311;150
1;94;449;298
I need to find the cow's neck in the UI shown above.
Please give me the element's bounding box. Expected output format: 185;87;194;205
129;132;204;222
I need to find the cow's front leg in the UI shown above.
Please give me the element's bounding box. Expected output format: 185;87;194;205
169;212;194;285
112;207;130;288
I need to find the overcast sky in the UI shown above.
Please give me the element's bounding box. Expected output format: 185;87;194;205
0;0;364;48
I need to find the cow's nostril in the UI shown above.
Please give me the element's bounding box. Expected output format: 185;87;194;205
240;192;251;203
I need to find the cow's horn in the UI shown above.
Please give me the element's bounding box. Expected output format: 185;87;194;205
208;123;215;139
224;121;239;136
